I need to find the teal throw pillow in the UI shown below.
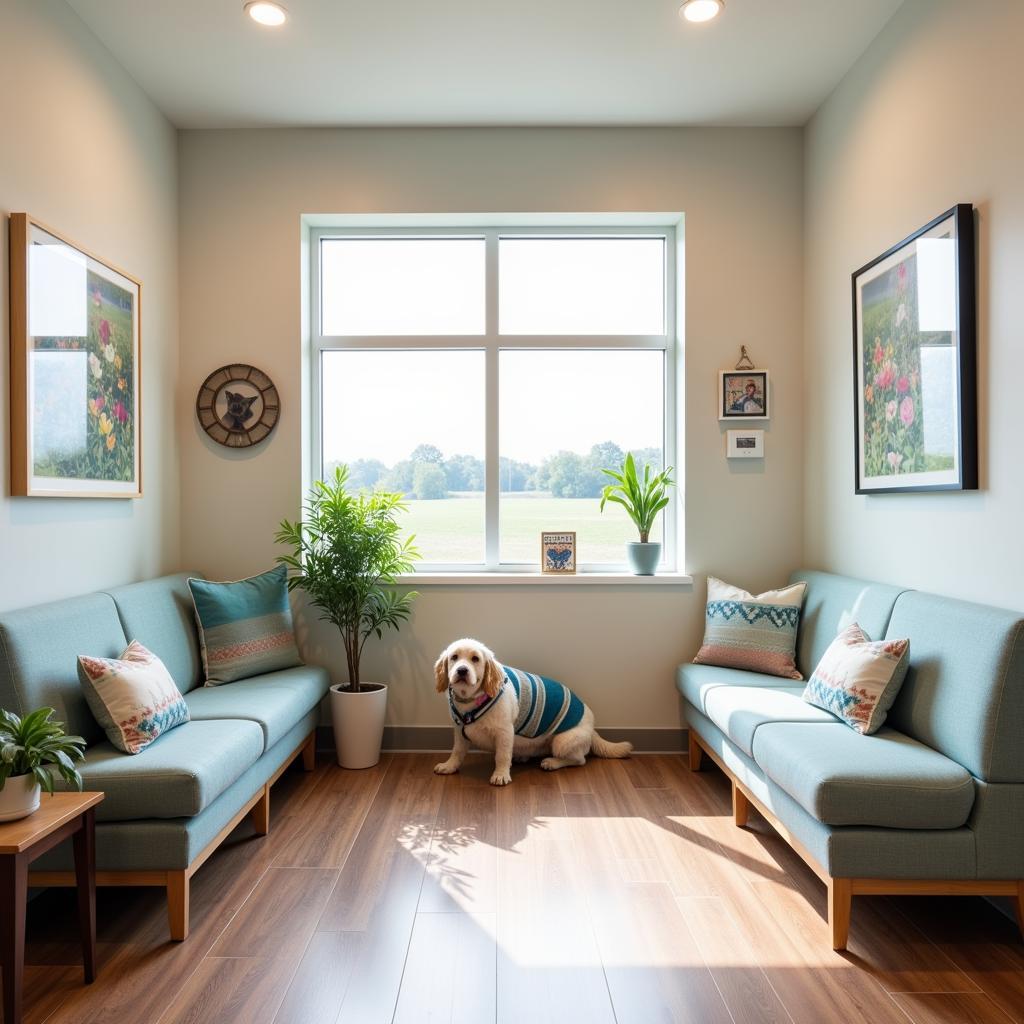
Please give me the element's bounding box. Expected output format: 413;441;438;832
188;565;302;685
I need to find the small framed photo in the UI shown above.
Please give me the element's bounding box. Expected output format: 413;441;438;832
719;370;769;420
726;429;764;459
541;531;576;574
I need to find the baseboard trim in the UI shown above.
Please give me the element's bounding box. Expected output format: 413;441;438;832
316;724;686;754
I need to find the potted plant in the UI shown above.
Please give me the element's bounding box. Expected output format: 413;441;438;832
0;707;86;822
599;453;675;575
276;465;419;769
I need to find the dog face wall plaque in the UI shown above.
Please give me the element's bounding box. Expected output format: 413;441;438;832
196;364;280;448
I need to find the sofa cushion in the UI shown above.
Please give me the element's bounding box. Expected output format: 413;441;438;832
677;662;788;716
703;685;838;757
188;566;303;685
61;718;264;821
788;570;907;680
184;665;329;749
885;591;1024;783
0;593;128;744
751;722;976;830
77;641;190;753
104;574;204;693
693;577;806;679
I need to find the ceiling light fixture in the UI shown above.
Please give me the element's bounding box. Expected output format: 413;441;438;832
680;0;724;23
244;1;288;27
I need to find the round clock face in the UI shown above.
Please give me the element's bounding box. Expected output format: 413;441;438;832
196;364;280;448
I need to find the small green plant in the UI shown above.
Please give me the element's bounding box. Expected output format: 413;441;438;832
0;707;86;794
599;453;675;543
276;465;420;691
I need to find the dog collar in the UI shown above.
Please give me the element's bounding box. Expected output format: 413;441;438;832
449;681;506;731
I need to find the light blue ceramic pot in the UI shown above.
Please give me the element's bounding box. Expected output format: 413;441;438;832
626;541;661;576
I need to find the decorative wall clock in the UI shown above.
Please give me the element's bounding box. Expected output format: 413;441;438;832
196;364;280;448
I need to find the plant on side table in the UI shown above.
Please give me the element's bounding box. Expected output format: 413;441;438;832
599;453;676;576
276;465;420;769
0;707;85;822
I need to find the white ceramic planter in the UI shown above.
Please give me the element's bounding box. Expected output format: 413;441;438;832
626;541;662;576
330;682;388;769
0;773;42;822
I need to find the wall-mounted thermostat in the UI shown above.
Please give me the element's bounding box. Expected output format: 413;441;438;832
726;429;764;459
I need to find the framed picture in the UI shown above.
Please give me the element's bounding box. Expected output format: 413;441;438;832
726;429;764;459
541;531;576;574
719;370;769;420
9;214;142;498
853;204;976;494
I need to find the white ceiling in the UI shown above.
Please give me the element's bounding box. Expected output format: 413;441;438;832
66;0;903;129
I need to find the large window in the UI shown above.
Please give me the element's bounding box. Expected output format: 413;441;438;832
313;225;677;572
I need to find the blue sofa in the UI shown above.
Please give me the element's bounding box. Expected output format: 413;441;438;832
0;573;330;940
678;569;1024;949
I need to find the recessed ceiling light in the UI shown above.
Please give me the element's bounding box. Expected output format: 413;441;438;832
244;1;288;27
680;0;724;23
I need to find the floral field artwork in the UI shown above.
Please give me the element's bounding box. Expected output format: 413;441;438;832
857;246;957;485
33;270;136;484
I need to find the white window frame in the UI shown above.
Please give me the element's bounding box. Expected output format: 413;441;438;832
310;222;678;576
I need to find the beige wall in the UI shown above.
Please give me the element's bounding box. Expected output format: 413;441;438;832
0;0;180;612
804;0;1024;610
179;127;804;728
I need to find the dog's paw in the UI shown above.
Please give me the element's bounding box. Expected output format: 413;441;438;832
434;762;459;775
489;770;512;786
540;757;562;771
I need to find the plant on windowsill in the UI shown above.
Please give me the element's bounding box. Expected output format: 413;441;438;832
276;465;420;769
0;707;86;822
599;453;675;576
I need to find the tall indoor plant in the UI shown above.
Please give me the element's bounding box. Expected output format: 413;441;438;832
276;465;419;769
599;453;675;575
0;707;86;821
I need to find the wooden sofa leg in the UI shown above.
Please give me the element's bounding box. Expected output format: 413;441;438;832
688;731;704;772
167;871;190;942
732;783;750;828
301;732;316;772
250;784;270;836
1015;881;1024;938
828;878;852;951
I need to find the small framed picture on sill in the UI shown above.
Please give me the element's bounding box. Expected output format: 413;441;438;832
541;532;576;574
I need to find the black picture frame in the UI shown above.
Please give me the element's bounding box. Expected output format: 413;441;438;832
852;204;977;494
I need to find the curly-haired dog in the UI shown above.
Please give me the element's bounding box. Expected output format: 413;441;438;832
433;638;632;786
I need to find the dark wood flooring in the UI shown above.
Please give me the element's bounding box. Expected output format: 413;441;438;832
8;752;1024;1024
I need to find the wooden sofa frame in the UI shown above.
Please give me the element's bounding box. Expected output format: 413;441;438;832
688;730;1024;950
28;730;316;941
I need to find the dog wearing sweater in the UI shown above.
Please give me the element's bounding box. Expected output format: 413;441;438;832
433;638;632;786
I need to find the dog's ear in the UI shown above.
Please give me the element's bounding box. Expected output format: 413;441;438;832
434;650;450;693
481;647;503;699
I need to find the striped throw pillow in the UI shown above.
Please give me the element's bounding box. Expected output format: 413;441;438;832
188;566;303;685
693;576;806;680
802;623;910;735
78;641;189;754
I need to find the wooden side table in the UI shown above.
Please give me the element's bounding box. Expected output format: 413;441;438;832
0;791;103;1024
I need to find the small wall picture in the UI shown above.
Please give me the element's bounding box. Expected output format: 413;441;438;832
726;429;765;459
541;531;576;574
719;370;769;420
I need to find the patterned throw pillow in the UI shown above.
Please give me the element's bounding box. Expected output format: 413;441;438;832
78;641;190;754
693;577;806;680
802;623;910;735
188;565;303;686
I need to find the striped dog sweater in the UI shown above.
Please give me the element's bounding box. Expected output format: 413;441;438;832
504;666;585;739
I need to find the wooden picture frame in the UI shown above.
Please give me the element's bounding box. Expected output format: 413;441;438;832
9;213;142;498
719;370;769;420
852;204;977;494
540;531;576;574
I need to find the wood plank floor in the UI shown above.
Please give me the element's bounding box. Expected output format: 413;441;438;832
9;752;1023;1024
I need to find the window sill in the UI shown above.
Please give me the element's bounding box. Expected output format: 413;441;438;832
393;572;693;586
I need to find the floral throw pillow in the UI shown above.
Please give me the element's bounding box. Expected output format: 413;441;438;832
802;623;911;735
693;577;806;680
78;641;190;754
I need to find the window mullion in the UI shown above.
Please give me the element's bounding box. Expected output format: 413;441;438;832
485;231;500;569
